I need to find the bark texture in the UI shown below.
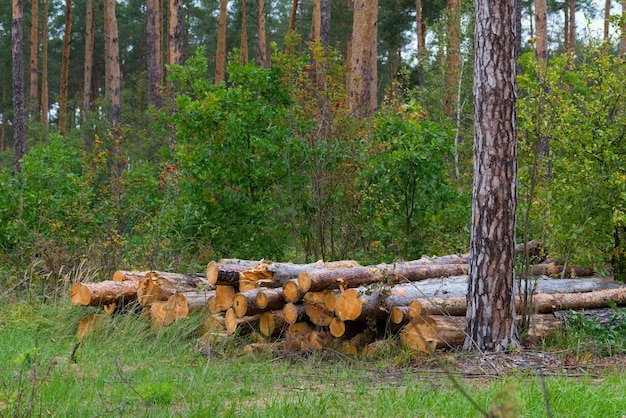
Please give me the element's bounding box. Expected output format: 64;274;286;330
146;0;163;108
256;0;267;67
83;0;95;121
58;0;72;134
348;0;378;116
104;0;121;127
215;0;228;83
12;0;26;173
534;0;548;65
464;0;519;352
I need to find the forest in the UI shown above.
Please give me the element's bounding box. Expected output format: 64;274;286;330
1;0;626;294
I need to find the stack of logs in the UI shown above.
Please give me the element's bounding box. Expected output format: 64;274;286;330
70;241;626;355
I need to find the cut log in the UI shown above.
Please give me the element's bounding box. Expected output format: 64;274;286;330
232;288;265;318
283;322;331;351
150;294;191;328
206;260;251;286
529;261;596;278
137;271;210;307
329;317;367;338
241;259;361;289
324;290;343;312
208;285;236;313
224;307;261;335
282;303;307;324
283;279;305;302
199;314;226;336
112;270;148;282
70;280;139;307
77;313;109;339
409;297;467;317
334;288;381;321
298;262;469;293
174;289;215;312
256;288;286;310
259;310;289;337
303;291;335;326
390;306;411;325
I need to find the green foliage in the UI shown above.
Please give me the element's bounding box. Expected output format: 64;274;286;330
559;303;626;356
517;44;626;277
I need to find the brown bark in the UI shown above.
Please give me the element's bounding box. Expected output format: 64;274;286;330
112;270;149;282
83;0;95;123
40;0;48;127
529;262;595;278
310;0;321;42
12;0;27;173
58;0;71;134
104;0;121;127
320;0;331;46
146;0;163;108
206;259;259;286
256;288;286;310
303;291;334;326
604;0;611;47
239;0;248;64
233;288;265;317
168;0;184;66
137;271;210;307
415;0;425;86
348;0;378;116
444;0;461;118
621;1;626;55
298;262;468;293
288;0;298;31
243;259;359;289
465;0;518;352
534;0;548;64
70;280;139;307
282;302;307;324
29;0;38;118
568;0;576;52
215;0;228;84
284;322;331;351
256;0;267;67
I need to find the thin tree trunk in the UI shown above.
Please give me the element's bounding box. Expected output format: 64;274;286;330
256;0;267;67
40;0;48;127
215;0;228;83
311;0;321;42
604;0;611;47
320;0;331;47
240;0;249;64
1;82;6;151
621;1;626;54
289;0;298;31
534;0;548;65
568;0;576;52
146;0;163;108
464;0;519;352
29;0;38;120
83;0;95;124
564;5;569;52
415;0;425;86
12;0;27;173
59;0;72;134
444;0;461;118
104;0;121;128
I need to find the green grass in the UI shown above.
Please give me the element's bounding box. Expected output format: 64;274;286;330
1;300;625;417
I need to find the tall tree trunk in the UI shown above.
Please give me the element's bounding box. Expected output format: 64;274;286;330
240;0;249;64
104;0;121;128
1;82;6;151
59;0;72;134
415;0;425;86
215;0;228;83
256;0;267;67
289;0;298;32
12;0;27;173
40;0;48;127
29;0;38;120
604;0;611;48
620;1;626;55
84;0;95;123
320;0;331;47
534;0;548;65
168;0;184;67
563;4;569;52
464;0;519;352
568;0;576;52
444;0;461;118
349;0;378;116
311;0;321;42
147;0;163;109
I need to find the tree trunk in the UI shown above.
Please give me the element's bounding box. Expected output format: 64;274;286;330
256;0;267;67
70;280;139;307
146;0;163;109
564;4;569;52
40;0;48;127
282;302;306;324
104;0;121;128
603;0;611;47
59;0;72;134
83;0;95;123
136;271;210;307
534;0;548;64
29;0;39;119
241;259;359;289
568;0;576;53
232;287;266;317
310;0;321;42
283;279;305;302
206;259;259;286
259;310;289;337
240;0;249;64
12;0;27;173
288;0;298;32
621;1;626;55
168;0;184;67
464;0;519;352
303;291;335;326
320;0;331;47
215;0;228;83
348;0;378;116
444;0;461;118
415;0;425;86
224;307;261;334
256;288;286;310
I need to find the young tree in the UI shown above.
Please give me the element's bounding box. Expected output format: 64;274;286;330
12;0;26;173
29;0;38;119
104;0;121;128
58;0;72;134
464;0;519;352
146;0;163;109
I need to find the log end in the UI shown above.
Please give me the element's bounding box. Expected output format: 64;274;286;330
329;317;345;338
207;261;219;285
298;271;312;293
70;283;91;306
259;312;275;337
283;280;301;302
233;294;248;318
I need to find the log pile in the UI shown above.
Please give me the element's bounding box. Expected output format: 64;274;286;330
70;242;626;355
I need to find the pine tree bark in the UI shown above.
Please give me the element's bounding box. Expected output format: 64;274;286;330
415;0;425;86
29;0;39;119
289;0;298;32
59;0;72;134
621;1;626;55
146;0;163;108
534;0;548;64
444;0;461;118
464;0;519;352
349;0;378;116
40;0;49;127
320;0;331;47
104;0;121;128
310;0;321;42
568;0;576;53
215;0;228;83
240;0;249;64
83;0;95;123
256;0;267;67
12;0;27;173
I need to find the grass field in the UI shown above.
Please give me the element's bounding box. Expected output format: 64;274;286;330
1;300;625;417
